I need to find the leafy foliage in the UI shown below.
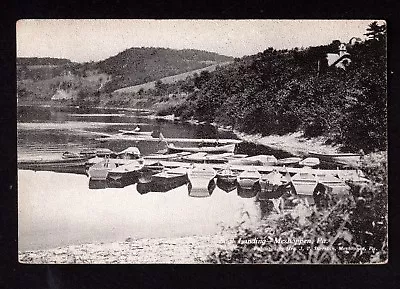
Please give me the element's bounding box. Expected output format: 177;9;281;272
162;23;386;153
206;179;387;264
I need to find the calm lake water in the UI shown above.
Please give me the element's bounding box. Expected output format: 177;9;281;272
17;105;287;251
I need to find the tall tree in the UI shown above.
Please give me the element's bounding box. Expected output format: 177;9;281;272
364;21;386;41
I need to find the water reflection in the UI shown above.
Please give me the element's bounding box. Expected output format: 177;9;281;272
188;179;216;197
18;106;307;251
17;106;239;160
89;179;108;189
19;170;262;251
216;178;237;193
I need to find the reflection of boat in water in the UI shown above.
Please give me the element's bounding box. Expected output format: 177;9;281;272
167;143;236;154
187;165;217;197
291;168;318;204
237;168;261;198
182;152;234;163
298;157;320;168
216;178;237;193
309;151;362;167
88;179;108;189
18;157;87;174
137;182;151;195
276;157;302;166
188;179;216;197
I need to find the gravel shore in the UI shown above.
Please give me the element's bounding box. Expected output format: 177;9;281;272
19;234;237;264
234;131;340;156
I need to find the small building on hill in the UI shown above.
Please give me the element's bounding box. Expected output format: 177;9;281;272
318;42;352;74
326;43;352;70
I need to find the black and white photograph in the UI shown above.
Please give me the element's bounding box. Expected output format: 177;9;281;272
17;19;387;264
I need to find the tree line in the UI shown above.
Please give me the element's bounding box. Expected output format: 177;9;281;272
155;22;387;153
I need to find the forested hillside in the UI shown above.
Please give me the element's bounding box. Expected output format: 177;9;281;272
156;22;386;153
90;47;233;92
17;48;233;104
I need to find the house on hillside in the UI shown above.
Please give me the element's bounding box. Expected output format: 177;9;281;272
318;42;352;74
326;43;352;70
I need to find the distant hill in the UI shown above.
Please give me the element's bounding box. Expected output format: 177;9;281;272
17;57;72;66
90;47;233;92
113;61;232;94
16;48;233;105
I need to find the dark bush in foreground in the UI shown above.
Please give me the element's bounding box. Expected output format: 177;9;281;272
207;178;387;264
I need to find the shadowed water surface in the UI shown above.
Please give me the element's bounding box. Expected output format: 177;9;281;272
18;106;289;251
18;170;261;251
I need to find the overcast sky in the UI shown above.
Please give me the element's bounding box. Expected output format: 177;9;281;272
16;19;382;63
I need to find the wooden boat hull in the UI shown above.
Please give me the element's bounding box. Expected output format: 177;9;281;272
276;157;302;166
316;173;351;196
106;171;140;188
87;160;120;181
168;143;236;154
106;160;144;187
229;155;277;166
119;129;153;136
237;168;261;189
138;162;164;183
144;152;191;161
182;152;233;164
150;174;188;192
18;158;87;175
299;157;320;167
309;151;361;165
137;167;188;193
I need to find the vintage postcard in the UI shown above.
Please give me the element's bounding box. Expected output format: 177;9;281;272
17;19;387;264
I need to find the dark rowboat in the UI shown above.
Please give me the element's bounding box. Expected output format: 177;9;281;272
18;157;87;174
309;151;362;167
106;160;144;188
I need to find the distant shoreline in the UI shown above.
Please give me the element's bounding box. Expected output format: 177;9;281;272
16;102;353;157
